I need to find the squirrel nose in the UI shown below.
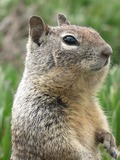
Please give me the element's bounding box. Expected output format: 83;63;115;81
101;45;112;59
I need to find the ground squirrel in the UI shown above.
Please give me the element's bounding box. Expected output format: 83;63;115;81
11;14;119;160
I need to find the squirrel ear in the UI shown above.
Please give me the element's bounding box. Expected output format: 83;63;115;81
29;16;47;46
57;13;70;26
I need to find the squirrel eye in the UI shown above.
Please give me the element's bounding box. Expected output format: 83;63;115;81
63;35;79;45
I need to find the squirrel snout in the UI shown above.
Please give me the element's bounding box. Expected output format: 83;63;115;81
101;45;112;59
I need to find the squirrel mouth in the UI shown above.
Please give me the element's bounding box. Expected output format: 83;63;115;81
90;65;102;71
91;60;109;71
104;59;109;66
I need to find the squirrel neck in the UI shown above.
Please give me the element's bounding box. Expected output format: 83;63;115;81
23;66;107;103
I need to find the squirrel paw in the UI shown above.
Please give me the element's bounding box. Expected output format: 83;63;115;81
97;131;119;159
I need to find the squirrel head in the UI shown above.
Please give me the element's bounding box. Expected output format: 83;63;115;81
26;14;112;93
27;13;112;73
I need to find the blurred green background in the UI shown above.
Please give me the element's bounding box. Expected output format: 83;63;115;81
0;0;120;159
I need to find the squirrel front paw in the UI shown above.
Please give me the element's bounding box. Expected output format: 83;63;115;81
96;131;119;159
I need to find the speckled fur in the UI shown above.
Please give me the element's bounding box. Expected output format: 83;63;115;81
11;14;117;160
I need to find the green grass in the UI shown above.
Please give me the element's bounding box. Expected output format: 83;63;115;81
99;65;120;160
0;65;120;160
0;65;20;160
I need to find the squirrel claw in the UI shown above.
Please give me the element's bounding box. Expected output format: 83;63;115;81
107;147;118;159
97;131;119;159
